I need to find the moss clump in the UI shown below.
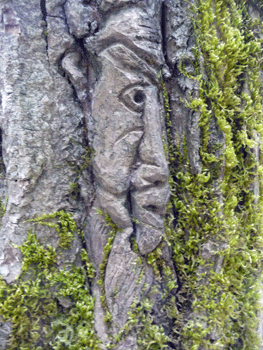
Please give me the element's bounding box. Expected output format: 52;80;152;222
107;293;170;350
0;197;6;227
0;211;100;350
161;0;263;349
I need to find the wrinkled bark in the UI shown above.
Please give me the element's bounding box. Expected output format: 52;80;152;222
0;1;263;349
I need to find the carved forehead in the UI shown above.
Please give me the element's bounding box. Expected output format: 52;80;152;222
98;0;163;13
96;7;164;71
99;0;143;11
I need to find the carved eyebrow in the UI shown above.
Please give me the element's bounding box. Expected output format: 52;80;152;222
119;82;149;96
101;44;159;86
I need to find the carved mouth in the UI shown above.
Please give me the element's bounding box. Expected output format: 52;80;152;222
130;183;170;255
144;204;160;213
131;184;170;218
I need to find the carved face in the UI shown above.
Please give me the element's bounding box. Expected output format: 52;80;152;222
92;44;169;254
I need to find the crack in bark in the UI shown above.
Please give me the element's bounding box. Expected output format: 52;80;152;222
161;1;169;69
58;3;91;109
40;0;47;20
0;128;6;176
61;0;71;35
66;75;80;103
46;15;65;20
40;0;49;62
53;4;95;214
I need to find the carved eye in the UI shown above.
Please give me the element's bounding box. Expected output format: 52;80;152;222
119;86;146;113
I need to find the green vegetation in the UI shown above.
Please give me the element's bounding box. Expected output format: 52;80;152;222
160;0;263;348
67;124;93;200
0;197;6;227
0;211;100;350
1;0;263;349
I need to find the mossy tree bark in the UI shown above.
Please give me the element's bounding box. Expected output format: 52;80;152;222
0;0;263;349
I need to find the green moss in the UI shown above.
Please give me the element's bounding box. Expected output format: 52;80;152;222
0;211;100;350
0;197;6;227
66;140;93;177
68;182;81;200
2;1;263;348
27;211;79;249
161;0;263;349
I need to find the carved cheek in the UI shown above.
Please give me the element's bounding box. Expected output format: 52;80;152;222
93;128;144;195
114;129;144;153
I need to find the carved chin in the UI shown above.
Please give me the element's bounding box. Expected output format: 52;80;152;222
136;223;164;255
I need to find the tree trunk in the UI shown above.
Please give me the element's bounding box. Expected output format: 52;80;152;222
0;0;263;349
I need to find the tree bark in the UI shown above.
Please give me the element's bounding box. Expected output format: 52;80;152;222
0;0;263;349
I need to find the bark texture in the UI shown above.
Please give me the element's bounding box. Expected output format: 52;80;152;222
0;0;263;349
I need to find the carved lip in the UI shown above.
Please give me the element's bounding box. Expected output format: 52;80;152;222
130;182;170;235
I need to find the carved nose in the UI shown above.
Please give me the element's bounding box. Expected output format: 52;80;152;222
132;85;169;190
